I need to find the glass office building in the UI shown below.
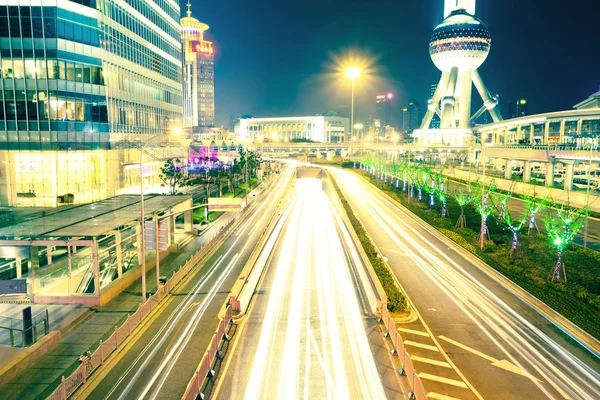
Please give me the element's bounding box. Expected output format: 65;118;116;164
0;0;184;207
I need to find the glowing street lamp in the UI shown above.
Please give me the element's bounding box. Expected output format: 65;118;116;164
354;123;364;141
346;67;361;142
139;127;182;303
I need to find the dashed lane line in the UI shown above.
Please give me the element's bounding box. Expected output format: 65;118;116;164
404;340;440;352
396;327;430;337
427;392;464;400
411;355;452;369
418;373;469;389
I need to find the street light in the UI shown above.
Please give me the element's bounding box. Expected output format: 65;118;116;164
139;128;182;303
354;123;364;141
346;67;361;142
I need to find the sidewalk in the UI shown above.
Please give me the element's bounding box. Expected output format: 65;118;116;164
0;211;239;400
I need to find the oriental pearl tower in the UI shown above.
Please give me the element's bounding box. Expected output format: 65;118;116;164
420;0;503;133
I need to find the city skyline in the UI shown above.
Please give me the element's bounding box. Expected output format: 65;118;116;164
192;0;599;127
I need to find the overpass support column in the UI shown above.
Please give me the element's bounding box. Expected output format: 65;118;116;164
523;160;531;183
564;161;575;191
504;159;513;180
545;162;555;187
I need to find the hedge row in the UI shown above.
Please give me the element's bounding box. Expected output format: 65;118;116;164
330;174;408;313
357;169;600;340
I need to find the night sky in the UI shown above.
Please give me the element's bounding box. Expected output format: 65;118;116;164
189;0;600;127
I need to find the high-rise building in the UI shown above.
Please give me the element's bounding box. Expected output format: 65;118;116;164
507;99;528;119
429;84;441;129
403;100;423;134
376;93;393;132
181;3;215;130
0;0;184;207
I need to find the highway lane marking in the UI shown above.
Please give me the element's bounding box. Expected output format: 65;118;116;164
396;327;430;337
438;336;542;383
404;340;440;352
427;392;464;400
332;169;486;400
411;355;452;368
345;174;563;391
418;373;469;389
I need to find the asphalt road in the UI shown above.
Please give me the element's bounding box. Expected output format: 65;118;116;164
78;166;295;400
214;176;401;399
331;168;600;400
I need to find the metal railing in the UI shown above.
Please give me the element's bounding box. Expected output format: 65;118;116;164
181;306;233;400
380;305;428;400
43;173;282;400
0;309;49;347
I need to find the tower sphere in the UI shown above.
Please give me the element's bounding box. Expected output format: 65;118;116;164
429;9;491;72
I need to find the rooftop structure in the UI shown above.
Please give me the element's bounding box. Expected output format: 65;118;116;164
0;195;193;305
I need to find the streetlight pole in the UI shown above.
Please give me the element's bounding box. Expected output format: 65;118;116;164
139;128;181;303
346;67;360;142
584;143;593;248
480;134;486;250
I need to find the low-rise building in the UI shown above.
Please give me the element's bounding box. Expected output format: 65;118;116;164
240;115;349;143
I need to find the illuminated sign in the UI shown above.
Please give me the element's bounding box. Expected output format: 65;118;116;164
190;40;214;54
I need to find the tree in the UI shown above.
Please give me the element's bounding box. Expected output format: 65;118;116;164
159;158;191;195
473;181;496;241
453;184;474;229
493;190;526;255
543;206;585;283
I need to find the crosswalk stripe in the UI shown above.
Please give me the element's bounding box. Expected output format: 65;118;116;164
411;355;452;368
427;392;464;400
397;327;430;337
418;373;469;389
404;340;439;352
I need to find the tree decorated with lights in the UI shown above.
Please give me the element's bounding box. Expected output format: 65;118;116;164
452;183;474;229
433;172;449;218
543;206;585;283
492;189;527;255
473;180;496;241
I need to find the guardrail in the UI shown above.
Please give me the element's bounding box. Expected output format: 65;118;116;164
44;172;284;400
380;305;428;400
181;305;233;400
45;216;238;400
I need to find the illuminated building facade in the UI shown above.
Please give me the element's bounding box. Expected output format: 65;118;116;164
181;3;215;130
240;116;349;143
402;100;423;133
375;93;393;132
0;0;184;207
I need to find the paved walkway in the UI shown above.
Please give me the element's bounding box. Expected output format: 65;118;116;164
0;211;238;400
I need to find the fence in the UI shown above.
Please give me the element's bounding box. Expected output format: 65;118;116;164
380;304;428;400
45;213;239;400
181;305;233;400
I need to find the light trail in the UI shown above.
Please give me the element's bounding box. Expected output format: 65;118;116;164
99;166;296;400
332;168;600;400
243;177;386;400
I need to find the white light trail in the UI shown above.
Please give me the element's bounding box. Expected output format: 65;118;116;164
332;169;600;400
243;178;386;400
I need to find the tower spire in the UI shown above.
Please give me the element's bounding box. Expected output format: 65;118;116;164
186;1;192;18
